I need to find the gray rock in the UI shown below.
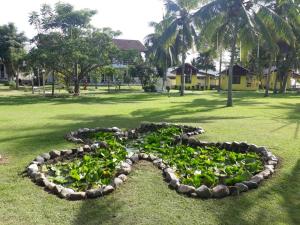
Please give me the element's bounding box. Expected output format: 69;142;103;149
112;127;121;132
264;165;275;174
50;150;61;159
41;153;51;161
223;142;232;150
35;156;45;164
118;174;128;182
242;181;258;189
149;154;158;161
177;184;196;194
195;185;212;198
91;143;99;150
76;147;84;154
125;159;133;165
169;179;180;189
230;141;240;152
158;163;166;170
27;164;39;175
83;145;91;152
188;138;201;147
139;153;149;160
53;185;64;194
118;162;131;175
165;170;177;182
102;185;114;195
212;185;230;198
86;188;103;198
181;134;189;144
153;158;163;167
258;169;271;179
69;192;86;200
229;186;239;196
34;173;46;185
44;180;56;190
250;174;264;184
99;141;109;149
61;150;73;156
59;188;75;198
130;154;139;163
267;160;278;166
239;142;249;152
257;146;268;155
248;144;258;153
112;177;123;188
235;183;249;192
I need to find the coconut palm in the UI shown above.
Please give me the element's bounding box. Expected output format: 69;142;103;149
160;0;201;96
145;17;178;91
194;0;295;106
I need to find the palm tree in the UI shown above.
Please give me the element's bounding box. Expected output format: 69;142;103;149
160;0;201;96
192;50;216;89
145;17;178;91
194;0;294;106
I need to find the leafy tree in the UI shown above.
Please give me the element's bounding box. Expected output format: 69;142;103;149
194;0;294;106
129;63;158;92
29;3;118;96
0;23;27;89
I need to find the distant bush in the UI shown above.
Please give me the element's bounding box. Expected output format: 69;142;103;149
7;81;16;89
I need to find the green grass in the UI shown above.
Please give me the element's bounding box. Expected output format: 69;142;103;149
0;85;299;225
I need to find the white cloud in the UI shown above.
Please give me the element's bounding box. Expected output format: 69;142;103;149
0;0;164;42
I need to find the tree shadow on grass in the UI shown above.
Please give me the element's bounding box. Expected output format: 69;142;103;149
0;93;160;106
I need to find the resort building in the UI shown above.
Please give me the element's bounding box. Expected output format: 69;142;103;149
261;67;300;90
219;64;259;91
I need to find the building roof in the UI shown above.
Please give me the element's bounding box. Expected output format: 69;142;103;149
171;63;199;75
220;64;252;76
112;39;146;52
198;69;218;77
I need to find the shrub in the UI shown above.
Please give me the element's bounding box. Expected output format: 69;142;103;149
8;81;16;89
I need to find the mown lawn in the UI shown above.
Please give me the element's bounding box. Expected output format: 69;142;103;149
0;85;299;225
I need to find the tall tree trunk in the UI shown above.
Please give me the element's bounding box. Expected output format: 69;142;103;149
52;70;55;96
273;72;278;94
74;63;80;96
43;69;45;96
37;68;40;88
31;72;34;94
218;50;222;92
281;73;288;94
180;53;186;96
16;70;19;90
227;33;237;107
264;62;272;97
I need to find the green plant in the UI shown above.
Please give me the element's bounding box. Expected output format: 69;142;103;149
139;127;263;187
45;133;127;191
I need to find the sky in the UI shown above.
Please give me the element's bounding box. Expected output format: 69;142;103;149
0;0;164;42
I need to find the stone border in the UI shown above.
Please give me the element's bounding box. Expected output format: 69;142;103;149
27;145;133;200
64;122;205;144
27;123;278;200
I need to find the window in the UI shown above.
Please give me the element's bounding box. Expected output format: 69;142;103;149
185;74;191;84
232;75;241;84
